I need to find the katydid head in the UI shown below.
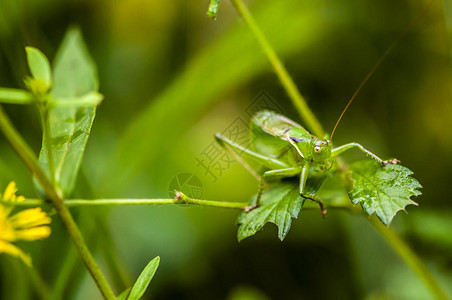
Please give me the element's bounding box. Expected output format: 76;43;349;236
312;139;331;162
287;127;332;162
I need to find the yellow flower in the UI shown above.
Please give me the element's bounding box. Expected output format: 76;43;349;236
0;182;51;266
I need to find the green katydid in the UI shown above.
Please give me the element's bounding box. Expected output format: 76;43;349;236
215;109;399;216
213;0;432;217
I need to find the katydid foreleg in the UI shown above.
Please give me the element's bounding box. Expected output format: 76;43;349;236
299;162;327;216
331;142;399;165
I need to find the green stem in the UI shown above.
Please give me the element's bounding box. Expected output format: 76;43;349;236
230;0;325;137
0;105;116;300
1;197;353;213
370;217;448;300
0;106;54;195
5;197;249;209
0;88;33;104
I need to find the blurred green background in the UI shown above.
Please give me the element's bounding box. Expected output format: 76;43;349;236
1;0;451;299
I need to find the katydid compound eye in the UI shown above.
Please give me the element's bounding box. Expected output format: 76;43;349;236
314;146;321;153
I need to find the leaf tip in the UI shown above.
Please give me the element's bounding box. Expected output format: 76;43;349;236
236;233;247;243
25;46;33;54
206;0;220;20
25;46;52;92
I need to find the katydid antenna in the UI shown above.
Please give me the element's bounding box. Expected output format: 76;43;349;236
329;0;433;142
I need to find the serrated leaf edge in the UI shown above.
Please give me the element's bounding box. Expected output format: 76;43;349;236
349;163;422;225
237;186;303;242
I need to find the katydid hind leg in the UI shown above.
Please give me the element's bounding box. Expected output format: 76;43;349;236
215;133;262;181
299;162;327;217
215;134;289;170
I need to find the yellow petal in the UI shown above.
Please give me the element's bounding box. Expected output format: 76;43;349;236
13;226;51;241
0;223;15;241
2;182;17;202
0;206;9;220
0;240;31;266
9;208;52;229
0;201;14;217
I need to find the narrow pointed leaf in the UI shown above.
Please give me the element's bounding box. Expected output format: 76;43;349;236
237;181;304;241
36;28;99;197
349;160;422;225
0;88;32;104
127;256;160;300
26;47;52;89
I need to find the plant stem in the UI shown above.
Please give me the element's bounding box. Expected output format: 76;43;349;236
0;106;54;195
2;197;353;214
370;217;448;300
0;88;33;104
230;0;325;137
7;198;249;209
0;105;116;300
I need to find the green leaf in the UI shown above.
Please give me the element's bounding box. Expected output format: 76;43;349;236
237;181;304;241
127;256;160;300
207;0;220;20
116;257;161;300
25;47;52;91
349;160;422;225
36;28;99;197
0;88;32;104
